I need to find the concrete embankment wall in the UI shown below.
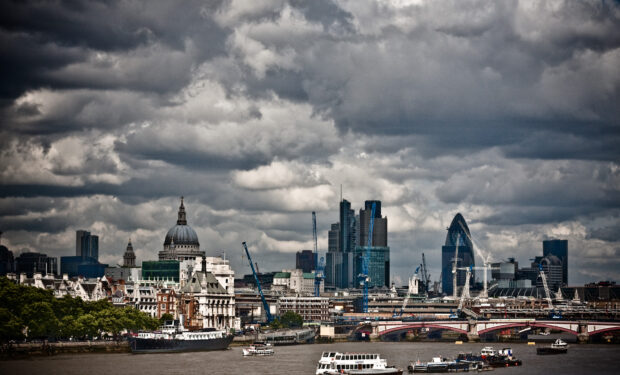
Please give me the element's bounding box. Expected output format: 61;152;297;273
1;341;130;358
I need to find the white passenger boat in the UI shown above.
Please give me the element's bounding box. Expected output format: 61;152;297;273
242;341;274;356
316;351;403;375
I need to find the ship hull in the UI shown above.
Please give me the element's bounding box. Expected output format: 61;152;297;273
128;334;234;354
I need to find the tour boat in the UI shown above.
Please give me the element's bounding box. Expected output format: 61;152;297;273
242;341;274;356
536;339;569;355
316;352;403;375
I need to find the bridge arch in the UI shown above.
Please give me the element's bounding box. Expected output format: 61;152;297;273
477;321;579;336
379;322;468;337
587;325;620;336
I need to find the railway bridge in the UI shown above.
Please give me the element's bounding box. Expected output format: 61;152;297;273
366;319;620;342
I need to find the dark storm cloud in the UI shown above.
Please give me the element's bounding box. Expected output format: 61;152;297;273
0;0;229;104
0;0;619;285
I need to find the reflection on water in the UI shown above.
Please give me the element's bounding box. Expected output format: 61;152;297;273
1;342;619;375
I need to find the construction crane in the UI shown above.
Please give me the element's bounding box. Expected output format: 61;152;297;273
538;263;554;310
394;266;420;318
312;211;324;297
361;202;377;313
421;253;430;293
450;266;472;319
451;242;461;300
242;242;273;323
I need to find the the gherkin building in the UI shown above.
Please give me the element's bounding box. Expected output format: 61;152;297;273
441;213;475;296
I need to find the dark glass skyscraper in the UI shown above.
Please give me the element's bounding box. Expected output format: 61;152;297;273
354;200;390;287
543;239;568;286
441;213;475;296
76;230;99;261
296;249;315;273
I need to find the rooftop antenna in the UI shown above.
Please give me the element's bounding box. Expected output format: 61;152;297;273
340;184;342;203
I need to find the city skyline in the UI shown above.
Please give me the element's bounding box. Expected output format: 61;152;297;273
0;1;619;286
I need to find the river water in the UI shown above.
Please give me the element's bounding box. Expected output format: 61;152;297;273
2;342;619;375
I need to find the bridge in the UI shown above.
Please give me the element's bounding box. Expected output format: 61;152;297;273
364;319;620;342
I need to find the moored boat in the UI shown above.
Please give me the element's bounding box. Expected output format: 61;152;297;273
127;319;233;354
536;339;568;355
485;348;522;367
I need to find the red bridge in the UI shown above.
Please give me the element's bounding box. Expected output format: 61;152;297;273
367;319;620;341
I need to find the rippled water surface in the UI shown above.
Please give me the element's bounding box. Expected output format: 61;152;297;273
2;342;620;375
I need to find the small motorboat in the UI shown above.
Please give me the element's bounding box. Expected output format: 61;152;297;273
485;348;522;367
242;341;274;356
536;339;568;355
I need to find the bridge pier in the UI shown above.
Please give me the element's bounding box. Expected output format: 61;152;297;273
467;321;480;342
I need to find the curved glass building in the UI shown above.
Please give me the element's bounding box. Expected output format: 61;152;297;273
441;213;475;296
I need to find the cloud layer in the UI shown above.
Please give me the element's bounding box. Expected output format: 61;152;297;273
1;0;619;285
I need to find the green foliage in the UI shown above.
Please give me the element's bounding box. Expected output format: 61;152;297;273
0;276;161;342
279;311;304;328
159;313;174;323
269;311;303;329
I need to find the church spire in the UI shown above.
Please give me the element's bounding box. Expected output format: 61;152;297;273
177;196;187;225
123;238;136;267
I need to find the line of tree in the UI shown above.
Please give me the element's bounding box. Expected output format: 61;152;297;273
0;277;160;342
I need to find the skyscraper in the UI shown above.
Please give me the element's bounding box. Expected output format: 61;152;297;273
339;199;356;288
441;213;475;297
76;230;99;261
296;249;315;273
325;223;340;288
354;200;390;287
543;239;568;286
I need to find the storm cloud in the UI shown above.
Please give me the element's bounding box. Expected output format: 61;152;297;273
1;0;619;285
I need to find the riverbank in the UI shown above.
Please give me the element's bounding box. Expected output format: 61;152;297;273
1;341;129;359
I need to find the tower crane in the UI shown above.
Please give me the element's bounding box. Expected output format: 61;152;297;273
538;263;554;310
394;266;420;318
312;211;325;297
242;242;273;323
450;266;472;319
451;242;461;300
361;202;377;313
421;253;431;293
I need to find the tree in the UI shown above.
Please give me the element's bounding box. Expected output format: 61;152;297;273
279;311;303;328
0;308;23;342
159;313;174;323
21;302;59;339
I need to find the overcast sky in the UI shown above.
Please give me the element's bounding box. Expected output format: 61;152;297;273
1;0;619;286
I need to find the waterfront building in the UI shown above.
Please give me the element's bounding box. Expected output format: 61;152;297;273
277;296;330;321
16;252;57;277
296;249;315;273
158;197;205;262
543;239;568;286
76;230;99;261
156;288;178;319
180;258;236;330
441;213;475;296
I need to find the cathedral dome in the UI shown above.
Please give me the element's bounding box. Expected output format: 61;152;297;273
163;197;200;247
